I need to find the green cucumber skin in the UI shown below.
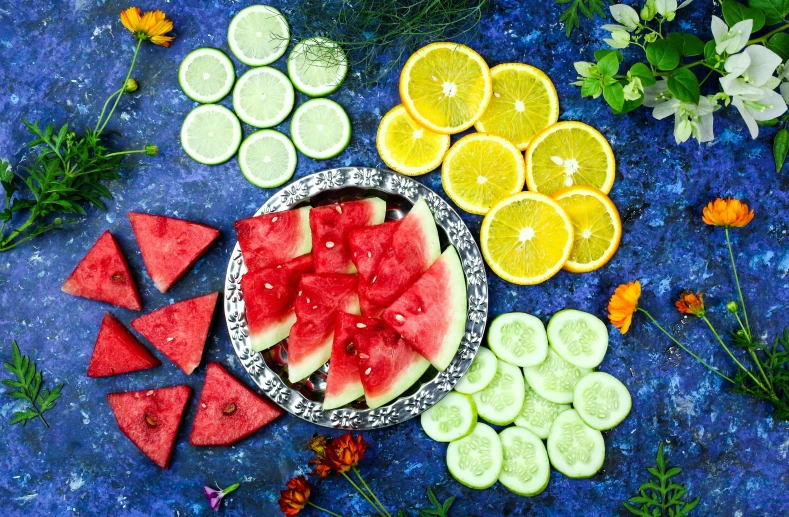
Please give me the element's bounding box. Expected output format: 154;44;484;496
446;423;503;490
573;371;632;431
420;392;478;443
454;346;497;395
497;427;551;497
178;48;236;104
547;309;609;369
487;312;549;367
546;410;605;479
290;100;352;160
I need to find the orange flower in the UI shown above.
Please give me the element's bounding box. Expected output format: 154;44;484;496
608;281;641;334
278;476;311;516
702;198;754;228
120;7;175;47
308;456;334;479
325;434;369;473
676;290;706;317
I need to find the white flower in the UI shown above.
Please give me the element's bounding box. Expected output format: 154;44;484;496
720;45;783;96
730;89;787;138
643;78;671;108
711;16;752;55
643;81;716;143
610;4;639;31
623;77;644;101
656;0;678;21
602;24;631;49
777;60;789;102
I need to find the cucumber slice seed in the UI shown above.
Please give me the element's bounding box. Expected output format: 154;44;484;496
546;409;605;479
498;427;551;496
572;371;632;431
514;384;571;439
547;309;609;369
288;37;348;97
290;99;351;160
420;392;477;442
238;130;297;188
446;422;503;490
178;48;235;104
454;346;497;395
523;347;591;404
227;5;290;66
472;360;525;426
181;105;242;165
488;312;549;367
233;67;295;128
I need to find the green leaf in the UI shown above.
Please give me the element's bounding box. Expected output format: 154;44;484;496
774;128;789;173
594;49;624;62
722;0;766;31
2;340;63;428
0;160;12;183
749;0;789;25
646;40;680;71
597;51;620;76
667;69;701;104
581;77;603;98
629;63;656;87
603;82;625;112
768;32;789;61
667;33;706;57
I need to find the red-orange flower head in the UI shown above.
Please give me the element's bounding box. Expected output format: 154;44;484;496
608;281;641;334
278;476;311;516
702;198;754;228
676;290;706;318
325;434;369;473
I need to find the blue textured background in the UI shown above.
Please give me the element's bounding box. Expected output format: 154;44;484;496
1;1;789;515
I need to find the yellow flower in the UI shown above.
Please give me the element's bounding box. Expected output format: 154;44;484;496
120;7;175;47
608;281;641;334
675;290;705;317
702;197;754;228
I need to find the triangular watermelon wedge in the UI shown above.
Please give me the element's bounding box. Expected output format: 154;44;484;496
190;363;284;446
129;212;220;293
323;313;385;410
287;274;360;383
235;207;312;271
88;313;160;377
355;325;430;409
62;231;142;311
242;254;313;352
107;385;190;468
132;292;218;375
310;198;386;274
349;220;400;282
382;247;467;371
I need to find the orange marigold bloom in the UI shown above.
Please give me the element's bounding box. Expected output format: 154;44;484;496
120;7;175;47
702;198;754;228
278;476;311;516
608;281;641;334
325;434;369;473
676;290;706;317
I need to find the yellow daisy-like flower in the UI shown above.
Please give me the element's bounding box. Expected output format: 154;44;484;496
120;7;175;47
702;197;754;228
608;280;641;334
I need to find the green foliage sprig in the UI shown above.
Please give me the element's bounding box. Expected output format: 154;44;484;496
624;443;700;516
395;488;455;517
556;0;610;36
2;341;64;429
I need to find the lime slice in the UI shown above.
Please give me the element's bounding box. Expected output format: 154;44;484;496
227;5;289;66
290;99;351;160
238;130;297;188
232;67;295;128
178;48;235;104
181;105;242;165
288;37;348;96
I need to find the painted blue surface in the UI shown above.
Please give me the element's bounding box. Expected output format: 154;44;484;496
1;1;788;515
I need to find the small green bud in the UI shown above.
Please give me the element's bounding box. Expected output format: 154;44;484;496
644;32;658;43
145;144;159;156
124;78;139;93
54;218;62;226
727;301;739;313
641;0;657;21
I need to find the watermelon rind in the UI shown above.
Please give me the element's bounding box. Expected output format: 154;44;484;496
287;334;334;384
323;378;365;410
366;354;430;410
251;316;296;352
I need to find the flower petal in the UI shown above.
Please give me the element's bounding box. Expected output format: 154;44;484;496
731;96;759;138
610;4;639;31
744;45;783;86
711;16;728;46
724;52;751;77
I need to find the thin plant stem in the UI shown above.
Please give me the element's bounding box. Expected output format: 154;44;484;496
352;467;391;517
340;472;386;517
307;501;346;517
94;88;125;133
732;311;773;390
748;22;789;44
98;38;142;135
725;228;751;338
701;316;765;391
104;149;148;158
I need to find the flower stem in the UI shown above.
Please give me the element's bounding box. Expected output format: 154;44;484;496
340;472;386;517
701;316;765;391
307;501;346;517
352;467;391;517
725;228;751;338
748;22;789;45
98;38;142;135
732;311;773;390
104;149;148;158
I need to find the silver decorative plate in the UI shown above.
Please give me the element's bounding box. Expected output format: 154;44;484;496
224;167;488;429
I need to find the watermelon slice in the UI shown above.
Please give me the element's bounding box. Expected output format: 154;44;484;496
131;292;218;375
235;206;312;271
349;220;400;281
190;363;284;446
62;231;142;311
87;313;160;377
287;274;360;383
382;247;467;371
128;212;220;293
107;385;190;468
361;198;441;308
242;254;314;352
355;325;430;409
309;198;387;274
323;313;386;410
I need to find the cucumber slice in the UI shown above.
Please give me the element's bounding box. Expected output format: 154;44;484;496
233;67;295;128
238;130;297;188
227;5;289;66
514;384;571;439
454;346;497;395
287;37;348;96
178;48;235;104
523;348;591;404
547;309;609;369
472;360;525;426
181;105;242;165
290;99;351;160
488;312;548;367
573;371;632;431
498;427;551;496
446;422;503;490
546;409;605;479
420;392;477;442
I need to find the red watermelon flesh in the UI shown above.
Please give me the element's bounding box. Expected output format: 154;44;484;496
88;313;160;377
349;220;400;281
242;254;314;352
131;292;218;375
128;212;220;293
361;198;441;308
190;363;284;446
62;231;142;311
354;326;430;409
235;206;312;271
287;274;360;383
357;278;387;318
382;247;467;371
310;198;387;274
107;385;190;468
323;313;386;410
